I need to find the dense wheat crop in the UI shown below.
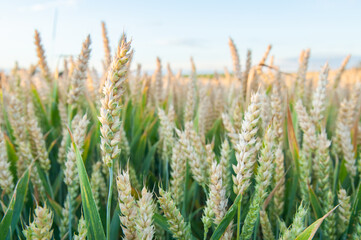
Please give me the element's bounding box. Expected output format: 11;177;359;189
0;22;361;240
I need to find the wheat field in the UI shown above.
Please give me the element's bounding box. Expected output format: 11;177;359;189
0;22;360;240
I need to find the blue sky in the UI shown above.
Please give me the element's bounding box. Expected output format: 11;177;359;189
1;0;361;73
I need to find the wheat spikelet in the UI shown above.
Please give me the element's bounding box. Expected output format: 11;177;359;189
170;130;187;205
232;92;261;196
27;101;50;172
136;187;155;240
0;130;14;194
158;188;191;239
273;144;285;217
339;123;356;177
34;30;51;83
99;37;131;167
74;215;87;240
64;114;89;203
240;127;274;240
68;35;92;107
316;129;332;208
23;203;54;240
260;209;275;240
117;169;137;239
219;139;232;194
311;63;329;126
101;21;112;70
337;188;351;234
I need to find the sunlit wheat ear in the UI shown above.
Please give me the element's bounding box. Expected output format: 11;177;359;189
135;187;155;240
170;130;187;206
260;90;272;130
117;169;137;240
333;98;351;155
198;84;212;136
158;107;175;161
339;123;356;177
240;127;274;240
242;49;252;98
295;100;317;157
311;63;329;126
228;37;241;81
221;113;238;146
271;72;284;144
184;72;196;123
73;215;87;240
99;37;131;167
323;191;336;240
153;57;163;106
64;114;89;194
23;203;54;239
232;95;243;132
348;82;361;127
101;21;112;70
337;188;351;234
184;122;209;186
232;92;261;196
273;143;285;217
158;188;191;239
333;54;351;89
219;139;232;194
0;130;14;194
8;95;33;176
34;30;51;83
27;101;50;173
68;35;92;108
294;49;310;100
316;129;332;208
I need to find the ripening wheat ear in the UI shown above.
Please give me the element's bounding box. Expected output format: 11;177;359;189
158;188;191;239
295;100;317;166
316;129;332;209
23;203;54;239
311;63;329;126
64;114;89;203
240;127;274;240
117;169;138;239
184;59;198;123
99;36;131;167
272;144;285;218
339;123;356;177
170;130;187;205
68;35;92;108
158;107;175;161
153;57;163;106
294;49;310;100
0;130;14;194
101;21;112;70
34;30;51;83
337;188;351;234
232;92;261;196
74;215;87;240
333;54;351;89
135;187;155;240
271;72;284;144
280;203;307;240
228;37;241;81
27;101;50;173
